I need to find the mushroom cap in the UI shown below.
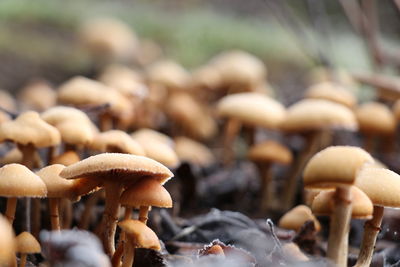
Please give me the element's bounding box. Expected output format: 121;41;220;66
0;111;61;147
50;150;80;166
191;64;222;90
282;243;309;262
90;130;145;156
305;82;356;108
132;131;179;168
120;178;172;208
0;163;47;197
278;205;321;232
210;50;267;88
356;102;396;135
146;60;190;90
0;147;23;165
174;136;215;167
247;141;292;165
36;164;96;200
281;99;357;133
131;128;173;146
0;215;16;265
18;80;57;112
79;17;138;61
15;232;41;254
217;92;286;129
60;153;173;185
312;186;373;219
118;219;161;250
303;146;374;189
355;167;400;208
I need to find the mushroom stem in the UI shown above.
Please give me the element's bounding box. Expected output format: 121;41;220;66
31;198;41;238
327;185;353;267
354;205;384;267
49;198;60;231
102;181;123;257
138;206;150;224
258;163;274;213
79;190;102;229
222;118;242;165
113;206;133;266
19;253;27;267
112;242;124;267
5;197;17;224
282;131;322;210
363;134;375;153
100;111;113;131
121;239;135;267
60;199;73;229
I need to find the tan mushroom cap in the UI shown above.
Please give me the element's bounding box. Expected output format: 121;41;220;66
36;164;96;200
60;153;173;185
278;205;321;232
79;17;138;61
303;146;374;189
312;186;373;219
191;64;222;89
146;60;190;90
18;80;56;112
165;92;217;140
51;151;80;166
120;178;172;208
210;50;267;88
42;106;93;124
0;215;15;265
131;129;173;146
355;167;400;208
0;163;47;197
217;92;286;129
247;141;292;165
174;136;215;167
281;99;357;133
305;82;356;108
15;232;41;254
0;147;23;165
90;130;145;156
118;219;161;250
282;243;309;262
0;111;61;147
356;102;396;135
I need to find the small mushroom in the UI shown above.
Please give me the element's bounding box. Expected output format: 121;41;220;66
18;80;56;112
15;232;41;267
278;205;320;233
0;214;16;267
305;81;356;108
174;136;215;168
90;130;145;155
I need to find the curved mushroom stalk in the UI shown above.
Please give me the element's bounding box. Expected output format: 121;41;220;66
222;119;241;165
122;239;135;267
138;206;150;224
49;198;61;230
5;197;17;224
354;206;384;267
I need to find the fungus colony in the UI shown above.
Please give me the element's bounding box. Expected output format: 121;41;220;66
1;18;400;267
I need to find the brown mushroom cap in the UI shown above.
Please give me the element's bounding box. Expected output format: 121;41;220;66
118;219;161;250
174;136;215;167
278;205;321;232
305;82;356;108
356;102;396;135
303;146;374;189
131;128;173;146
0;215;16;265
90;130;145;156
0;147;23;165
281;99;357;133
0;111;61;147
312;186;373;219
217;92;286;129
146;60;190;90
120;178;172;208
191;65;222;90
18;80;57;112
0;163;47;197
15;232;41;254
60;153;173;185
355;167;400;208
247;141;292;165
51;151;81;166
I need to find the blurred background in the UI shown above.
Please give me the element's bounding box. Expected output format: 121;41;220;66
1;0;398;99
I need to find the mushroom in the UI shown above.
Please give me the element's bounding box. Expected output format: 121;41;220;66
280;99;357;210
0;164;47;225
50;150;80;166
355;102;396;153
118;219;161;267
120;178;173;224
304;81;356;108
60;153;173;256
216;92;286;164
0;214;16;267
146;60;190;93
174;136;215;168
353;167;400;267
15;232;41;267
18;80;56;112
248;140;292;212
278;205;320;233
303;146;373;266
282;243;309;263
90;130;145;155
